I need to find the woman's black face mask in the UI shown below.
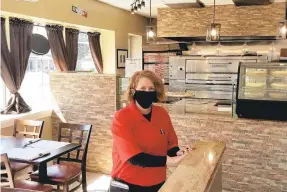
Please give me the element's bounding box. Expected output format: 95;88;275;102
133;90;158;109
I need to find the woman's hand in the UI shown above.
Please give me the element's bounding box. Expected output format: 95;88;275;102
176;145;196;156
167;153;188;166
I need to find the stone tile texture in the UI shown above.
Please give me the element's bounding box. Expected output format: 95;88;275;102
50;73;287;191
157;3;285;37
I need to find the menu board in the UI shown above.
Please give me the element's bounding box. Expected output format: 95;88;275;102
125;58;142;78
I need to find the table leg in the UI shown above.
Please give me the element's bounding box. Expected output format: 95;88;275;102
38;163;48;183
32;165;38;172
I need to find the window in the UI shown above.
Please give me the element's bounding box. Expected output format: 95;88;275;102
0;27;95;112
19;26;56;110
0;79;10;111
76;33;96;72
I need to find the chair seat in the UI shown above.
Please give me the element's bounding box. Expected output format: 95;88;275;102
31;163;81;183
10;162;30;173
1;162;30;173
14;180;53;192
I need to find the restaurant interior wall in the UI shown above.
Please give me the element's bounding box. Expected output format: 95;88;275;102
0;12;115;112
49;72;117;174
157;3;285;37
129;35;143;59
1;0;149;75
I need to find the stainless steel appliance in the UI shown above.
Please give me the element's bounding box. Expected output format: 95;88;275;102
169;55;267;100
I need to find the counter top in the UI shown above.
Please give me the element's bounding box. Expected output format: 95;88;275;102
156;99;233;117
159;141;226;192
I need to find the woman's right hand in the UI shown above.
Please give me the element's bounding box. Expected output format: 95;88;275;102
167;152;188;166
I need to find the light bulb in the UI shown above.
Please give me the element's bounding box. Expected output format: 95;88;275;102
208;152;214;162
211;28;217;36
148;30;154;38
280;26;287;34
137;3;141;9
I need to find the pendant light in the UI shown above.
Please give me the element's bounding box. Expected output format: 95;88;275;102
146;0;156;42
277;0;287;40
206;0;221;41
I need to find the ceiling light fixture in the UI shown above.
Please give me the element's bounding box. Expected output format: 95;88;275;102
277;0;287;40
131;0;145;14
206;0;221;41
146;0;156;42
131;5;135;14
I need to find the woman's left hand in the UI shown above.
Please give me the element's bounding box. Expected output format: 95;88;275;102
176;145;196;156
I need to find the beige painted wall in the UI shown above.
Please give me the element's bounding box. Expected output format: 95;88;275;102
1;0;149;74
130;35;143;59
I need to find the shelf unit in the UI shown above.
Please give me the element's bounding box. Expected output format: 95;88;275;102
143;50;182;84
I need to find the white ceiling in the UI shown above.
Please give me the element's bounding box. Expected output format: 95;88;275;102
98;0;285;18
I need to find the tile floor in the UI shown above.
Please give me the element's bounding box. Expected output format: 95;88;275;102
77;172;111;192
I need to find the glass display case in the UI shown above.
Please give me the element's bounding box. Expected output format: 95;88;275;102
236;62;287;121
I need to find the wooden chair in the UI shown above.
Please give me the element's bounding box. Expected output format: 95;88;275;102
0;153;53;192
31;123;92;192
1;188;44;192
13;119;44;139
9;120;45;176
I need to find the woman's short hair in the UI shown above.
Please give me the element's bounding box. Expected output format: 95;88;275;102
126;70;165;103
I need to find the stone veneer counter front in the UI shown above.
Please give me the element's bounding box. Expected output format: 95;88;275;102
49;73;287;192
159;103;287;192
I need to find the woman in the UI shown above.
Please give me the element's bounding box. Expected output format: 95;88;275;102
110;70;192;192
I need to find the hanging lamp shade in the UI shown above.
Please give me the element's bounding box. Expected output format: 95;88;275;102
146;0;156;42
206;23;221;41
146;25;156;42
206;0;220;41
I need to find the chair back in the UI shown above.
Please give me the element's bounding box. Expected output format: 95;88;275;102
0;153;14;188
13;120;44;139
57;123;92;166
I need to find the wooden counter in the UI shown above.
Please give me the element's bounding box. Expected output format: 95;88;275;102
160;141;226;192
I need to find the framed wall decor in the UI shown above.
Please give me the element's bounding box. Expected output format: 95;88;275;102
117;49;128;68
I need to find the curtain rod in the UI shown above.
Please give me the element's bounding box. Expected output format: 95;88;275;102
33;24;97;34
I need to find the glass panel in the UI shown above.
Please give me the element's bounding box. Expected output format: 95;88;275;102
20;26;56;110
238;62;287;101
76;33;96;72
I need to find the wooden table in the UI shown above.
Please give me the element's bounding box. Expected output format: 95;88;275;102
159;141;226;192
0;137;81;183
